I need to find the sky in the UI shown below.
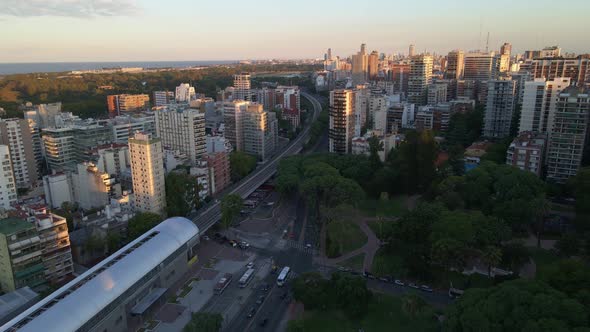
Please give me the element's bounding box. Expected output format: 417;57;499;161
0;0;589;62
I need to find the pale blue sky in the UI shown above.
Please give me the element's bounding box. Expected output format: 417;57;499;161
0;0;589;62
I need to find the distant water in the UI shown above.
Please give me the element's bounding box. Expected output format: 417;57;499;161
0;61;238;75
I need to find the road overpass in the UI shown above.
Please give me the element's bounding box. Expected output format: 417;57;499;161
193;92;323;232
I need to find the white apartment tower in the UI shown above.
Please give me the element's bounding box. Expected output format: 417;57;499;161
329;90;355;154
128;132;166;215
519;78;571;134
408;54;434;106
175;83;196;103
154;106;206;165
483;79;516;138
0;118;39;188
233;73;252;101
0;145;17;210
223;100;249;152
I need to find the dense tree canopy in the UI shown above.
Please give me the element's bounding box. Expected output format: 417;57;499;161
128;212;162;240
220;194;243;229
444;279;589;332
165;171;202;217
229;151;257;182
183;313;223;332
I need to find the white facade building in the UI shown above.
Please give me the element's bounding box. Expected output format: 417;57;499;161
0;146;17;210
154;106;206;165
128;132;166;215
175;83;196;103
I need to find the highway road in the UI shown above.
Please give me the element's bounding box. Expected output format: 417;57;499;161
192;92;323;233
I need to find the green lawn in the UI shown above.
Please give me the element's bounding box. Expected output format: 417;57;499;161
292;293;438;332
371;248;407;278
326;220;367;258
359;196;408;218
336;254;365;272
367;219;397;241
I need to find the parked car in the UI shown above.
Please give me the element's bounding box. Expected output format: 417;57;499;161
255;295;265;305
394;279;405;286
260;283;270;292
409;283;419;289
240;241;250;249
305;243;312;249
203;235;210;241
378;277;389;283
247;307;256;318
247;261;255;269
421;285;433;292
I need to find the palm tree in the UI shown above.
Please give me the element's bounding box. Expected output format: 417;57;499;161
481;246;502;277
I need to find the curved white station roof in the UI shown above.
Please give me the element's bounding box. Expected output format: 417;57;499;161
2;217;199;332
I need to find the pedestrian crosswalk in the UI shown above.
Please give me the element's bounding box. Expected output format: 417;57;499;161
284;240;318;255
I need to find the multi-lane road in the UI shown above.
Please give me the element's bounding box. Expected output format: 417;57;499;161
192;92;323;232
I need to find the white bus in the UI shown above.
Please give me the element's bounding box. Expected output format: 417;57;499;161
239;268;255;288
277;266;290;287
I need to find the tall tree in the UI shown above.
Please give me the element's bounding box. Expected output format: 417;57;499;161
165;171;202;217
229;151;257;181
480;246;502;277
220;194;243;229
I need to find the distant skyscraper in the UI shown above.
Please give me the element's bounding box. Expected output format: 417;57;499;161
408;55;433;106
175;83;196;103
368;51;379;80
464;52;494;82
483;79;516;138
329;89;355;154
233;73;252;101
154;106;206;165
153;91;175;107
128;132;166;215
352;44;368;84
445;50;464;80
519;77;571;134
546;87;590;183
500;42;512;56
409;44;416;57
0;118;39;188
0;145;17;210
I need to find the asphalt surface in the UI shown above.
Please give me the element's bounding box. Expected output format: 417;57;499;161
191;92;323;233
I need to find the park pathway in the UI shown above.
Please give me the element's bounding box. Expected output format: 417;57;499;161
318;217;381;273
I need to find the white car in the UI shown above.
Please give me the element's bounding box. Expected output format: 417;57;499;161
247;262;255;269
394;280;405;286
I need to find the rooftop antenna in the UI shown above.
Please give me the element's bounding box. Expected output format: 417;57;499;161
485;32;490;53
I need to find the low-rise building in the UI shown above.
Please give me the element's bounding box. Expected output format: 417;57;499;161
464;141;492;172
506;132;546;177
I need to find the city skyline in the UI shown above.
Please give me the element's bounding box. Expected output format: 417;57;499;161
1;0;589;62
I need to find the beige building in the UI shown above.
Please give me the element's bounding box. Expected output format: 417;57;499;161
445;50;464;80
408;54;433;106
107;94;150;116
128;133;166;215
233;73;251;101
0;118;39;188
242;104;278;161
154;106;206;165
329;90;355;154
223;100;249;152
464;52;494;82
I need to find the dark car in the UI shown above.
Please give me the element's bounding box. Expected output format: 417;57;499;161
255;295;265;305
260;283;270;292
247;307;256;318
259;318;269;327
279;292;288;300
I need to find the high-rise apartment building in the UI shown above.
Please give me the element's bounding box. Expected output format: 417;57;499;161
519;77;571;134
111;114;156;143
329;90;355;154
368;51;379;80
483;79;516;138
408;55;434;105
445;50;465;80
154;106;206;165
390;64;410;95
500;43;512;56
106;94;150;116
353;86;369;137
0;119;39;188
352;44;368;84
153;91;175;107
546;87;590;183
223;100;249;152
0;218;45;292
0;146;17;210
23;102;62;129
128;132;166;215
233;73;251;101
242;104;278;161
409;44;416;57
175;83;196;103
464;52;494;82
41;127;76;172
427;83;448;105
519;56;590;87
